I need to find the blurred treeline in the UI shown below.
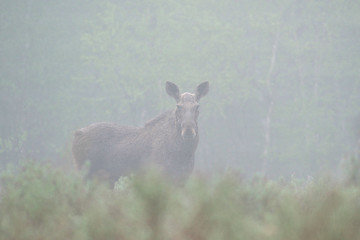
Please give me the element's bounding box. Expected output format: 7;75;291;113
1;0;360;177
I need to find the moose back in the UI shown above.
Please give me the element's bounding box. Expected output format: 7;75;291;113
72;81;209;186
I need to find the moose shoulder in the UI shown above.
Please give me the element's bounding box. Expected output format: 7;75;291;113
72;81;209;186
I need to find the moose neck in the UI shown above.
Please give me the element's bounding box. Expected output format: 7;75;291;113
144;109;199;152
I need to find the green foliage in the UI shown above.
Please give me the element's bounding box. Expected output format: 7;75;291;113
1;162;360;240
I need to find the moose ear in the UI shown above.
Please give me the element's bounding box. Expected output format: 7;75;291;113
166;81;180;102
195;81;209;101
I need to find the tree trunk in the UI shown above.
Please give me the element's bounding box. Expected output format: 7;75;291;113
262;30;280;175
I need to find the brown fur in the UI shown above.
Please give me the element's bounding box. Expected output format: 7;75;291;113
72;82;209;186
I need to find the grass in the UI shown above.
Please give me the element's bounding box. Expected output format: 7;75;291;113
1;160;360;240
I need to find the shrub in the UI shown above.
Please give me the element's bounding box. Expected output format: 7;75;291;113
1;162;360;240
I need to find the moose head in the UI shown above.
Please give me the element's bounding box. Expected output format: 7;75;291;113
166;81;209;139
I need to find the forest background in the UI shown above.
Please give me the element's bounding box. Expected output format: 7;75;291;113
1;0;360;178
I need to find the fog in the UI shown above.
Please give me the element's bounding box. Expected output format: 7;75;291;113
1;0;359;179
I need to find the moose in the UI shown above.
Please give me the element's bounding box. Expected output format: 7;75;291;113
72;81;209;186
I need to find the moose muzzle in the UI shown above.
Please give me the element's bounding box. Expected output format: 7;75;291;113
181;122;197;139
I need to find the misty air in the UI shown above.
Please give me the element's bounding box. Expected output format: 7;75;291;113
1;1;360;239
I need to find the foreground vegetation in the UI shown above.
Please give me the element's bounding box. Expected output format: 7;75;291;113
1;162;360;240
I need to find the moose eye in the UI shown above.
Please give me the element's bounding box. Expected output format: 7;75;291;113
194;104;200;111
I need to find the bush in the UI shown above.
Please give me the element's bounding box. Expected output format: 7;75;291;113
1;162;360;240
